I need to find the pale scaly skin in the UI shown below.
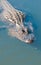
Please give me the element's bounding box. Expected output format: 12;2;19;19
0;0;34;43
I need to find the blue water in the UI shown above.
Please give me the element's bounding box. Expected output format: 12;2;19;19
0;0;41;65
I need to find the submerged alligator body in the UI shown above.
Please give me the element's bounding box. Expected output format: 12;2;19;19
0;0;34;43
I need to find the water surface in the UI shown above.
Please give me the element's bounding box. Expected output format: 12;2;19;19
0;0;41;65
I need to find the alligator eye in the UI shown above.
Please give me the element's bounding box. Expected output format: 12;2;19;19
22;29;25;33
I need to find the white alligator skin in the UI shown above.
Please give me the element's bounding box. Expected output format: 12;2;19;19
0;0;34;43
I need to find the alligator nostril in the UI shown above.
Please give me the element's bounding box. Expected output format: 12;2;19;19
29;39;34;43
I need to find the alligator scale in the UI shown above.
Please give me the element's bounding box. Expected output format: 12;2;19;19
0;0;35;43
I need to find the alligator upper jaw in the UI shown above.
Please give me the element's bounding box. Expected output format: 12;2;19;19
25;39;34;43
